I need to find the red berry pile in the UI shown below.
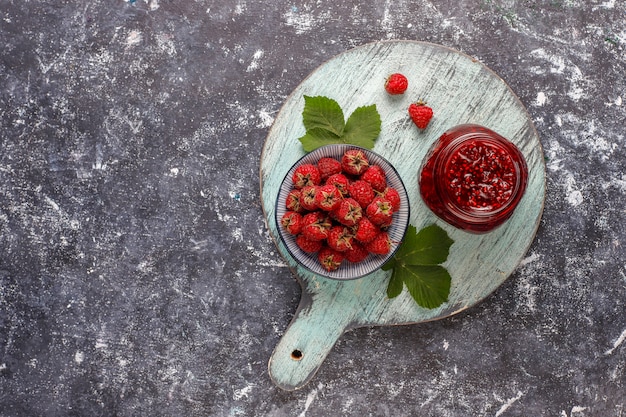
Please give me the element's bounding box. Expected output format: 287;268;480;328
281;149;402;272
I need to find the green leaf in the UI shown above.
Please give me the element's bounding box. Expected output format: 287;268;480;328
394;224;453;266
298;128;343;152
386;268;403;299
302;95;345;137
381;257;396;271
297;96;381;153
399;265;452;309
342;104;382;150
385;224;454;309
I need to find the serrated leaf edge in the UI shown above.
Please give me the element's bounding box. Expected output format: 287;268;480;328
385;224;454;309
299;96;381;152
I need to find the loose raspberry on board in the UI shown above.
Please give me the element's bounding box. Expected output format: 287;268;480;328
408;100;433;129
384;73;408;95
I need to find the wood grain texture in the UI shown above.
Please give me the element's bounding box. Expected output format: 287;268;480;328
260;40;546;391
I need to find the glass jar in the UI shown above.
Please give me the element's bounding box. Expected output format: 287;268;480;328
419;124;528;233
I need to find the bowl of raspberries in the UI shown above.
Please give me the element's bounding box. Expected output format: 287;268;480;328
275;144;410;280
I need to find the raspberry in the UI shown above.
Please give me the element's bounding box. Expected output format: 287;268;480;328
281;211;303;235
341;149;369;176
379;187;401;212
348;180;375;208
282;150;401;271
286;189;303;213
301;211;332;241
365;231;391;255
408;100;433;129
354;217;379;243
361;165;387;192
325;173;350;196
318;247;345;272
334;198;363;227
314;184;342;211
366;197;394;227
327;225;354;252
384;73;408;95
344;241;369;263
292;164;321;189
317;157;342;180
300;185;318;211
296;234;323;253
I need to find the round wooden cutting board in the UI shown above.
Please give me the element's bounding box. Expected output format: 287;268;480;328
259;40;546;391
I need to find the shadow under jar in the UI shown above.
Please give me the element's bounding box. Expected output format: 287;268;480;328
419;124;529;233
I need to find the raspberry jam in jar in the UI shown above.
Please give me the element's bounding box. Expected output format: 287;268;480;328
419;124;528;233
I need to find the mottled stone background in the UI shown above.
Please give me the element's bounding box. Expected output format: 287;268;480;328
0;1;624;416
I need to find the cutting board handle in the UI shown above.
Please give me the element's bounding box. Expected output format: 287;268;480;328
268;289;355;391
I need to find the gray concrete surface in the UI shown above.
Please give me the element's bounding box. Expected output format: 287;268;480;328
1;1;625;416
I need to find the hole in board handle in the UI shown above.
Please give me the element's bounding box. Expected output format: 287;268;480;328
291;349;303;361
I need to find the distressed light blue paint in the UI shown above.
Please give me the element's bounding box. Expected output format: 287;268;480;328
260;41;546;391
